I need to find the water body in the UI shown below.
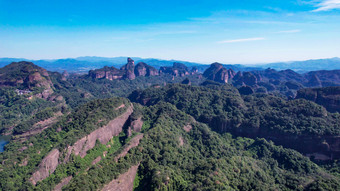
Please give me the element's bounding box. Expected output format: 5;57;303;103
0;135;10;152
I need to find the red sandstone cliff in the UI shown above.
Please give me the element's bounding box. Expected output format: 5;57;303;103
30;149;60;185
64;104;134;161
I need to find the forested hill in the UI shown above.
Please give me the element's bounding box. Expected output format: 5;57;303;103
1;61;340;190
0;98;339;190
129;84;340;160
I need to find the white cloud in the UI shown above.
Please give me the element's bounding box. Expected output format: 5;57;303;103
218;37;265;44
277;29;301;33
313;0;340;12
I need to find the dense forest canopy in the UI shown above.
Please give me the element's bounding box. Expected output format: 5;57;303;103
1;61;340;190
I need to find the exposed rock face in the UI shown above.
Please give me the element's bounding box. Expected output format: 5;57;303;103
92;156;102;165
191;67;198;75
101;164;139;191
64;105;134;161
211;112;340;160
121;58;136;80
15;111;63;139
183;124;192;132
30;149;60;185
115;134;143;162
160;62;190;77
53;176;72;191
89;66;125;80
305;70;340;86
89;58;159;80
234;72;258;86
61;70;69;81
128;117;143;136
296;86;340;113
0;61;52;88
134;62;159;77
0;61;54;98
203;63;234;83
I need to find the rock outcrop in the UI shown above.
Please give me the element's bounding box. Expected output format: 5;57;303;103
64;104;134;160
88;66;125;80
160;62;190;77
234;72;258;86
296;86;340;113
128;116;143;137
115;134;143;162
101;165;139;191
203;63;234;83
30;149;60;185
89;58;159;80
134;62;159;77
120;58;136;80
53;176;72;191
61;70;69;81
0;61;54;98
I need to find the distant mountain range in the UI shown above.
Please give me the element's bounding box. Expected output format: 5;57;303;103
260;57;340;72
1;56;340;73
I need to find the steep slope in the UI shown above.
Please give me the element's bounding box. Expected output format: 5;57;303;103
203;62;234;83
0;98;132;190
65;102;339;190
0;61;54;98
129;84;340;160
296;86;340;113
0;62;67;134
134;62;159;77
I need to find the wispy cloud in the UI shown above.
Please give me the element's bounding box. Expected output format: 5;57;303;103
313;0;340;12
218;37;265;44
277;29;301;33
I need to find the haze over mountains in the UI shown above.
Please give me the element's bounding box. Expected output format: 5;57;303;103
1;57;340;73
2;58;340;190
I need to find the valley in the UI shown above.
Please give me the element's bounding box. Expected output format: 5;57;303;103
1;58;340;190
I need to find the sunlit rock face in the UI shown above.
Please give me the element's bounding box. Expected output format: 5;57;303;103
203;62;234;83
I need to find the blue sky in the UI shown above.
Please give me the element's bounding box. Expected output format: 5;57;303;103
0;0;340;64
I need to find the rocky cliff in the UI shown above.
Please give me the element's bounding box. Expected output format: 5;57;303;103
30;149;60;185
120;58;136;80
203;63;234;83
88;66;125;80
296;86;340;113
29;102;134;185
134;62;159;77
89;58;159;80
159;62;191;77
0;61;54;98
101;165;139;191
64;104;134;160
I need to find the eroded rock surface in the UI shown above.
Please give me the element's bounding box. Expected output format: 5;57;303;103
101;165;139;191
115;134;143;162
65;105;134;161
53;176;72;191
30;149;60;185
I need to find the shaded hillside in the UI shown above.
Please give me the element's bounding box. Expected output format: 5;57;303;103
0;61;53;94
0;98;132;190
262;57;340;72
297;87;340;113
0;62;67;134
202;63;340;99
129;84;340;160
65;102;340;190
2;98;337;190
